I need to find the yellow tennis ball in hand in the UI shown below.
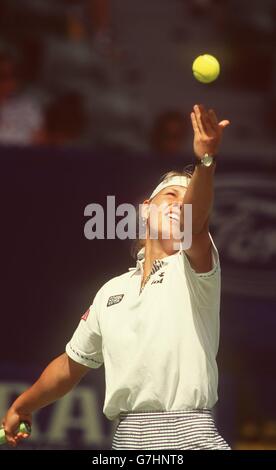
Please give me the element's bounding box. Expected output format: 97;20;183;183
192;54;220;83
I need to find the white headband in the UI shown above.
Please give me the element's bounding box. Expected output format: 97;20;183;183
149;175;190;200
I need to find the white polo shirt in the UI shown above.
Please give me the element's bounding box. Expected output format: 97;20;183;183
66;233;221;421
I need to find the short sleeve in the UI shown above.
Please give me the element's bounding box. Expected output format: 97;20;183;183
65;293;104;369
182;232;220;277
180;232;221;309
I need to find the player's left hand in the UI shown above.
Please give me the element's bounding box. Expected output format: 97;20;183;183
191;104;230;160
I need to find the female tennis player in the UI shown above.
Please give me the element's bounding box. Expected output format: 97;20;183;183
2;104;230;449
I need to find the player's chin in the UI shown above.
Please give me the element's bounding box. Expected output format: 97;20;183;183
160;229;182;245
167;223;182;240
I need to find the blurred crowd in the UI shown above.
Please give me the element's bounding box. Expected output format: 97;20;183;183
0;0;119;149
0;0;275;153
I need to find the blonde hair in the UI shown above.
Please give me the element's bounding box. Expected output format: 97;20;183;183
130;166;193;259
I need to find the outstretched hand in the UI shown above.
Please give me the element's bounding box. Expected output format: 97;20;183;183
191;104;230;160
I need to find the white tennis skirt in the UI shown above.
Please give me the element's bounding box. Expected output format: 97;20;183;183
111;409;231;450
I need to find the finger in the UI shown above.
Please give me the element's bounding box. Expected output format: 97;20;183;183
193;104;206;135
16;432;29;439
218;119;230;128
208;109;218;128
197;103;206;114
6;435;17;446
198;105;214;135
4;427;18;442
190;112;200;135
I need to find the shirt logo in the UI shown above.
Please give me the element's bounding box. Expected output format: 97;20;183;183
107;294;124;307
151;272;165;285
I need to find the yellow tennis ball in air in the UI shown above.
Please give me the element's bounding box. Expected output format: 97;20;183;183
192;54;220;83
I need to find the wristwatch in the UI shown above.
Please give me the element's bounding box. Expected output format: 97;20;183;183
195;153;217;167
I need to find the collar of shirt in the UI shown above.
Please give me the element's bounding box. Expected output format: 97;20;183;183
128;246;171;277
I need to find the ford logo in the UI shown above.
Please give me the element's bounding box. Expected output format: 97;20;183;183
212;173;276;299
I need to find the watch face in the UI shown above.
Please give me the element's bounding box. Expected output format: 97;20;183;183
202;154;213;167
